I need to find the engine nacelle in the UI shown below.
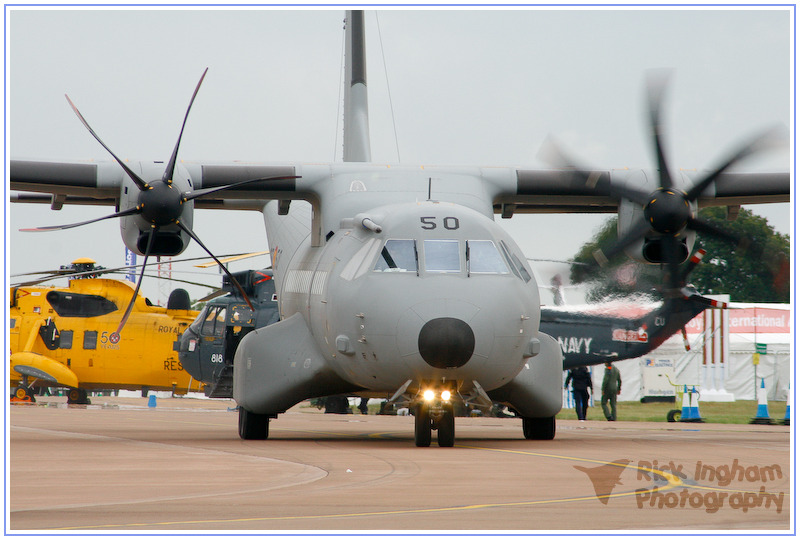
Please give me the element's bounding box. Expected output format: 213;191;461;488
613;169;696;264
117;162;195;256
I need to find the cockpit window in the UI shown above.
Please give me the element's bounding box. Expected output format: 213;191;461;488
467;240;510;274
374;239;418;273
45;291;118;318
424;240;461;273
201;305;227;337
499;241;532;283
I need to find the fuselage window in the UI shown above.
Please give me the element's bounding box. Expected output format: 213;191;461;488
59;330;74;350
83;330;98;350
424;240;461;273
374;239;418;273
467;240;510;274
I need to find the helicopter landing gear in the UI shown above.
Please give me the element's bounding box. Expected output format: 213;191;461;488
67;388;91;405
11;385;35;403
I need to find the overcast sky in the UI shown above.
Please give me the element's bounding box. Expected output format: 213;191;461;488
6;7;793;304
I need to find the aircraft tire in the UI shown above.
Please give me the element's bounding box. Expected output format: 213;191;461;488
13;386;35;402
67;388;90;405
414;403;432;447
522;416;556;440
238;407;269;440
437;406;455;447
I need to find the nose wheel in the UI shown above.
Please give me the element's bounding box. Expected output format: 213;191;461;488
414;402;456;447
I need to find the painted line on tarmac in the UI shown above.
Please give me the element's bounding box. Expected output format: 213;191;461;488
49;444;679;530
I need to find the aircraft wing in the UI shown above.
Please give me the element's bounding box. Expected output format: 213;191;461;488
493;168;790;215
12;160;790;213
10;159;303;210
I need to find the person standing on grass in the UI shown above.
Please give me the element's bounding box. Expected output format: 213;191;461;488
601;361;622;421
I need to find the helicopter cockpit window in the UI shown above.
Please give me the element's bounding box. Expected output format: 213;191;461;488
45;291;118;318
374;239;418;273
467;240;510;274
201;306;227;337
424;240;461;273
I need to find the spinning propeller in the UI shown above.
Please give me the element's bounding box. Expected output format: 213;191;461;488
22;69;299;341
543;71;783;287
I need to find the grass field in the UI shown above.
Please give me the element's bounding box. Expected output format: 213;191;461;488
556;399;790;424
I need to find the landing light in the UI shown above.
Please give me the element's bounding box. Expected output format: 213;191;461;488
441;390;451;401
423;390;435;402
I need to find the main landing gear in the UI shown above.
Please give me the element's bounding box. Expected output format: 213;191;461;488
12;385;36;403
521;416;556;440
238;407;270;440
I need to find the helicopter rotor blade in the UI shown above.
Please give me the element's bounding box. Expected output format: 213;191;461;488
19;206;142;233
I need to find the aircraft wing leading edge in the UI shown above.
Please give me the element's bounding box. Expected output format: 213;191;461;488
12;160;789;213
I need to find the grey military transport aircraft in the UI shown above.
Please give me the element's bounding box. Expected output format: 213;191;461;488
11;11;789;446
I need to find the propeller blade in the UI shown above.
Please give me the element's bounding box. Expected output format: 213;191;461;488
684;126;787;201
607;183;651;206
646;70;674;190
183;175;301;202
163;68;208;185
65;95;149;192
110;227;157;342
593;217;651;266
660;236;685;291
687;217;741;245
19;206;142;232
175;221;255;310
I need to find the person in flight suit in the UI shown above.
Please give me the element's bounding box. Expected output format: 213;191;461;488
601;361;622;421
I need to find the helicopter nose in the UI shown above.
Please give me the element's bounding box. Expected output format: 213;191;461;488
418;317;475;369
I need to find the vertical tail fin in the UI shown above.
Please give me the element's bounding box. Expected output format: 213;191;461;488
343;10;371;162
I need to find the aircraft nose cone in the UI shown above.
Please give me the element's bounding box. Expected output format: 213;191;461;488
418;317;475;369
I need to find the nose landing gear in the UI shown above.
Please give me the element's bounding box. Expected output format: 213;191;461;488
414;399;455;447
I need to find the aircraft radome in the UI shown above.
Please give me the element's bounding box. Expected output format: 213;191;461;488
10;259;201;404
10;11;789;446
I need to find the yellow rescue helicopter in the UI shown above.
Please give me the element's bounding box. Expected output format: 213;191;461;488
9;258;204;403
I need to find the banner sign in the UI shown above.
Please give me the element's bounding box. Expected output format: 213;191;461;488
685;307;790;334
